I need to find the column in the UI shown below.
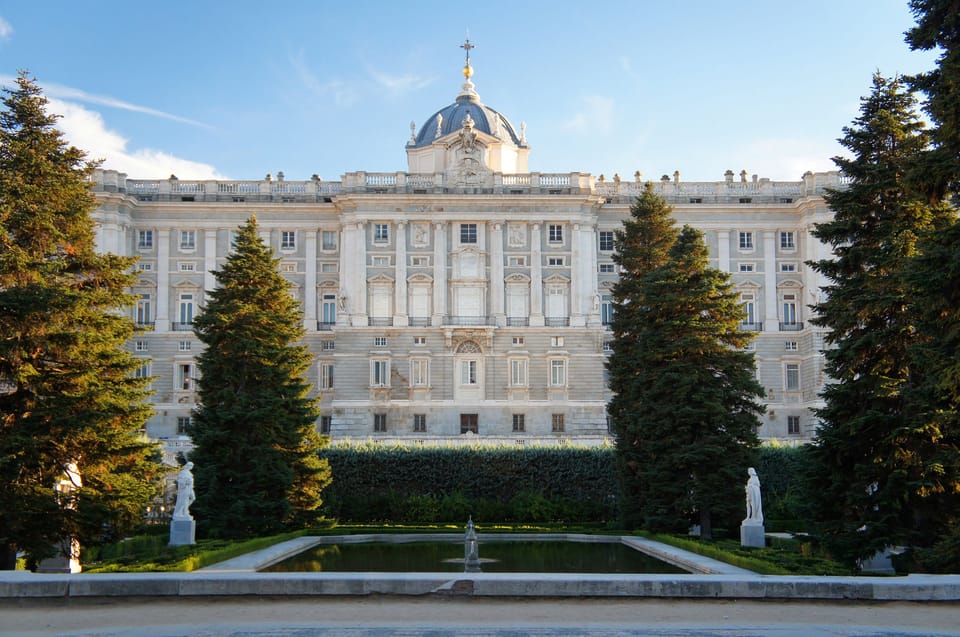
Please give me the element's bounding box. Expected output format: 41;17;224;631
337;224;354;326
717;230;731;273
432;222;447;325
203;229;217;298
529;223;544;327
304;230;317;330
351;223;367;326
394;222;408;326
763;230;779;332
583;224;600;327
490;223;505;326
155;229;170;332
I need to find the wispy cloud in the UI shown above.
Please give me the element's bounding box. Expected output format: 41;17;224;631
367;68;433;97
290;49;359;107
50;98;225;180
561;95;616;136
0;16;12;41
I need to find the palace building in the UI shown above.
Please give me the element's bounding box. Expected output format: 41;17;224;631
90;46;839;452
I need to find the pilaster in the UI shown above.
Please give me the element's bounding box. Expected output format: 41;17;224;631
155;230;170;331
763;230;779;332
529;223;544;326
490;222;505;326
394;222;408;326
304;230;317;330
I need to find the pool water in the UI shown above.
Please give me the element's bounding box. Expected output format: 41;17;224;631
262;540;687;574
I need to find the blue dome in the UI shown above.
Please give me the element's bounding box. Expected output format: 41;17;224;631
411;93;523;149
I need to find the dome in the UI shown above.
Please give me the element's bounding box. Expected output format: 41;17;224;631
410;91;524;149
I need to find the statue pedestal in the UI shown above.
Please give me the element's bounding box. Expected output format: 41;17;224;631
740;521;765;548
169;517;196;546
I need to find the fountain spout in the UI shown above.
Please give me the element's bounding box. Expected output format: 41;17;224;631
464;516;482;573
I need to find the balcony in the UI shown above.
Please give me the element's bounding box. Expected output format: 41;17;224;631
739;322;763;332
368;317;394;327
317;321;335;331
545;317;570;327
172;322;193;331
443;316;490;326
780;321;804;331
506;317;529;327
408;317;431;327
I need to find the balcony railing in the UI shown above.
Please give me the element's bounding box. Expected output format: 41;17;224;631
780;321;804;331
739;322;763;332
506;317;529;326
317;321;335;331
408;317;431;327
172;322;193;331
545;317;570;327
368;317;394;327
443;316;490;326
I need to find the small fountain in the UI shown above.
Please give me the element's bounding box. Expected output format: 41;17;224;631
464;516;482;573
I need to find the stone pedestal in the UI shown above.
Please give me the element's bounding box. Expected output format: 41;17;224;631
169;517;196;546
36;539;81;573
740;521;765;548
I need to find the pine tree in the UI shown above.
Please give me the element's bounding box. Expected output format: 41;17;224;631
188;216;331;539
0;72;159;569
805;74;955;567
607;183;680;527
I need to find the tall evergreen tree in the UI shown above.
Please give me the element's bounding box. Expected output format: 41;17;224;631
0;72;159;569
607;183;680;527
189;216;331;539
608;190;763;535
805;74;955;567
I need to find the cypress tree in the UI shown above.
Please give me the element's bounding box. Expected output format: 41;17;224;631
189;216;331;538
0;72;159;569
805;74;955;567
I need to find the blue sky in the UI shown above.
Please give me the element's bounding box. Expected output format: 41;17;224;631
0;1;939;182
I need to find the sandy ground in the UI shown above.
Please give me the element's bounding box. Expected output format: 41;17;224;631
1;596;958;636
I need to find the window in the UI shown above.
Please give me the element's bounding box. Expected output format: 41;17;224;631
785;341;798;351
137;263;153;271
321;231;337;251
320;415;332;434
319;363;334;389
374;337;388;347
739;197;753;204
601;297;614;325
547;257;565;267
507;256;527;267
179;262;195;272
319;262;337;273
780;197;794;204
782;294;799;325
179;230;196;251
512;414;525;432
374;223;389;243
178;340;191;352
413;336;426;346
372;256;391;266
780;231;796;250
689;197;703;204
371;360;390;387
134;340;148;352
552;413;565;432
413;414;426;432
178;293;194;326
321;294;337;327
281;263;297;273
374;413;387;432
137;229;153;249
551;336;564;348
411;359;429;387
281;231;296;250
320;340;335;352
136;294;152;325
785;364;800;391
780;262;797;272
512;336;524;346
603;340;613;352
739;263;755;272
599;231;614;251
176;363;194;391
134;362;151;380
460;360;478;385
599;263;615;273
460;223;477;244
738;232;754;250
550;359;567;386
411;256;430;267
510;359;527;386
787;415;801;435
177;416;191;435
548;224;563;243
460;414;478;434
740;293;756;326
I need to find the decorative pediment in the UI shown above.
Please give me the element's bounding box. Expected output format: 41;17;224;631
505;273;531;284
367;273;395;284
599;280;615;291
172;278;199;290
407;273;433;284
318;280;339;289
737;279;762;291
543;273;570;285
778;278;804;289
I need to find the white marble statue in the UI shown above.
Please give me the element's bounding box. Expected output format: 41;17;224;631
173;462;195;520
744;467;763;523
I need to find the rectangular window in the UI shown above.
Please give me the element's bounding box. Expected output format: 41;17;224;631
320;340;335;351
372;256;391;266
550;359;567;386
179;230;196;251
179;262;195;272
177;416;191;435
374;223;389;243
460;414;478;434
551;336;564;348
551;413;565;432
460;223;477;244
137;263;153;271
413;414;427;432
739;263;755;272
374;337;388;347
512;336;524;346
281;231;296;250
460;360;478;385
780;231;796;250
507;256;527;267
136;294;152;325
785;363;800;391
134;362;151;379
413;336;426;346
738;232;754;251
512;414;525;432
178;293;194;326
137;229;153;249
782;295;798;325
510;359;527;386
281;263;297;273
135;340;148;352
739;197;753;204
603;340;613;352
411;359;428;387
321;295;337;327
780;262;797;272
320;415;332;434
548;224;563;243
178;340;191;352
321;231;338;251
374;413;387;432
319;263;337;273
371;360;390;387
787;415;801;435
547;257;565;267
411;256;430;267
176;363;194;391
599;231;614;251
601;298;614;325
785;341;798;351
320;363;334;390
599;263;615;273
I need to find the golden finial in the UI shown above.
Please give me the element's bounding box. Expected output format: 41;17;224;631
461;37;475;79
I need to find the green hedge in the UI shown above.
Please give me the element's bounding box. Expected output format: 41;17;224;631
320;443;619;523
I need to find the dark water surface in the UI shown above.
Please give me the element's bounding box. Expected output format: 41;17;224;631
262;540;686;573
